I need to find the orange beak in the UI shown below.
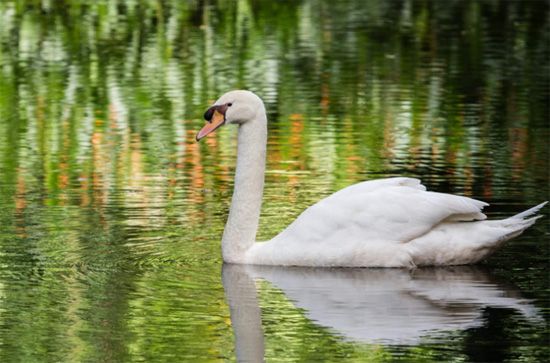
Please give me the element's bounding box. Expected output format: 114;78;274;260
196;104;229;141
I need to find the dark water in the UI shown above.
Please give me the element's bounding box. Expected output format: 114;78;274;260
0;1;549;362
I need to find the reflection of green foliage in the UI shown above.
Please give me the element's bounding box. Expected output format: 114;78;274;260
0;0;548;362
126;266;234;362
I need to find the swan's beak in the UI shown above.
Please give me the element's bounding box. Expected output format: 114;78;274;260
196;105;227;141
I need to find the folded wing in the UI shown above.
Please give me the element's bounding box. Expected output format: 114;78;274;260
272;177;488;246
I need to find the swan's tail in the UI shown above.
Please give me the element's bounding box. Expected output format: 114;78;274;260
497;201;547;241
508;201;547;221
461;202;547;264
410;202;547;266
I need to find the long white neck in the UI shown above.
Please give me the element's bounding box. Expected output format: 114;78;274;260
222;109;267;263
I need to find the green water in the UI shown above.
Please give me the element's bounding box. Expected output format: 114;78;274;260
0;1;548;362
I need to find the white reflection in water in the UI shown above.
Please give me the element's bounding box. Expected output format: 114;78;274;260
223;264;540;361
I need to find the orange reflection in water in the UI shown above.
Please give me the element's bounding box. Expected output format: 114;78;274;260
91;127;107;226
15;169;27;238
509;127;527;182
289;114;305;171
185;129;205;220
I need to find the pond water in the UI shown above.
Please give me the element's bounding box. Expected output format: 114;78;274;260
0;1;548;362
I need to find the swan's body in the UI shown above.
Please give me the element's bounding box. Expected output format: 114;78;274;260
197;90;546;268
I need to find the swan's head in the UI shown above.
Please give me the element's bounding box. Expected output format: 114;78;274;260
196;90;264;141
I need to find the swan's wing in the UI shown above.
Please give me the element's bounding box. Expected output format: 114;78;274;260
272;177;488;245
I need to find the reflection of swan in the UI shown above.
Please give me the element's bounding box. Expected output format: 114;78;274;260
222;264;541;353
198;90;546;267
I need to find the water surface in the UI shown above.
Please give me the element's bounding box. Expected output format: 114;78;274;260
0;1;548;362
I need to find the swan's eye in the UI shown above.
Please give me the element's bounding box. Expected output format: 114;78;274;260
227;103;233;107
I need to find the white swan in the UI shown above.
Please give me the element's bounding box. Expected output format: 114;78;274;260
197;90;546;267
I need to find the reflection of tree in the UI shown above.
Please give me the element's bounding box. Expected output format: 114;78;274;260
1;0;547;199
